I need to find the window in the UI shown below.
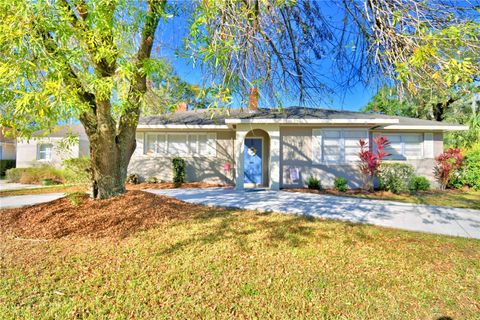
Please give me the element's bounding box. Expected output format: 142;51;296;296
144;133;216;157
374;133;423;160
312;129;368;164
38;143;53;161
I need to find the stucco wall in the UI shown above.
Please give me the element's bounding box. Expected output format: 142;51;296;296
280;127;444;189
0;143;16;160
79;137;90;157
0;131;16;160
16;137;80;168
128;130;236;184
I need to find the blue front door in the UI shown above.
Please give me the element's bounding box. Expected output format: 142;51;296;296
244;138;263;185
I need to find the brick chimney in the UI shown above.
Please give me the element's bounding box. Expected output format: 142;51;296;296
248;88;259;111
176;102;188;113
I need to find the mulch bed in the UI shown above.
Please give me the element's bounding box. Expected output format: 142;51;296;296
126;181;230;190
284;188;453;197
0;191;212;240
285;187;389;196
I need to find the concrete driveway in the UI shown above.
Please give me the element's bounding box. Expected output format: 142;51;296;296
0;193;65;209
147;188;480;239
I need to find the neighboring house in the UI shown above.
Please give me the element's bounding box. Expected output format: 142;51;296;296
16;124;89;168
15;107;467;189
0;128;16;161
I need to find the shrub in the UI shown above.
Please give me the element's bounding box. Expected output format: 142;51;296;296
0;160;15;176
306;176;321;190
408;176;430;193
334;177;348;192
146;176;158;184
126;173;140;184
453;144;480;190
5;166;64;184
172;157;186;187
434;148;464;190
5;167;23;182
377;162;415;194
62;157;91;184
358;136;391;191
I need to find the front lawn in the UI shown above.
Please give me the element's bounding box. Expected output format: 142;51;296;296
287;188;480;210
0;184;88;197
0;192;479;319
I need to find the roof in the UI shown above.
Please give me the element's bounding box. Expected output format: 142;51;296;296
138;107;467;131
33;124;86;138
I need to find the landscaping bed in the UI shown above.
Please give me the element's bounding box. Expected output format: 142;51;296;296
285;187;480;210
0;190;214;239
126;181;230;190
0;182;229;197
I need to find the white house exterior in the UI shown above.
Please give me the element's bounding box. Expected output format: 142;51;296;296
16;107;468;189
0;129;16;161
16;125;89;168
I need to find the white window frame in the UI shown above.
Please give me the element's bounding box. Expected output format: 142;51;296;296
373;133;424;160
312;128;368;165
143;132;216;157
37;143;53;161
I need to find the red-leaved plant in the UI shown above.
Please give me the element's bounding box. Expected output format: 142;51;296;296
358;136;391;191
433;148;464;190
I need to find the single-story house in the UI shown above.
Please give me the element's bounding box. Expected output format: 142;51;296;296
0;128;16;161
16;107;467;189
1;128;17;175
16;124;89;168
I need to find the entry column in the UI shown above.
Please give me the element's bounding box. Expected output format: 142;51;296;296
268;126;281;190
235;127;248;191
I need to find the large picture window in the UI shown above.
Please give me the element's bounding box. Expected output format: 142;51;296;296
144;133;216;157
312;129;368;164
37;143;53;161
373;133;423;160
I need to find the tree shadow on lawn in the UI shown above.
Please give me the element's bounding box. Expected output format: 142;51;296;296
161;208;373;255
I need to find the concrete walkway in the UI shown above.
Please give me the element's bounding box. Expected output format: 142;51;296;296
0;180;40;191
147;188;480;239
0;193;65;209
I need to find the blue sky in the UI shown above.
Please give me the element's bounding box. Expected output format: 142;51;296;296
152;4;379;112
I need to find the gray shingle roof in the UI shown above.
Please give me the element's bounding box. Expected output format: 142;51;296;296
138;106;458;127
33;124;86;137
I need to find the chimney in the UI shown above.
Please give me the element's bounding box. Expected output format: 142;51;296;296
248;88;259;111
176;102;188;113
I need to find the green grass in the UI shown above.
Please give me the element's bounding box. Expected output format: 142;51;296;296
352;189;480;210
1;208;479;319
0;184;87;197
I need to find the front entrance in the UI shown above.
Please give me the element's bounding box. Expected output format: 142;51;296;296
244;138;263;186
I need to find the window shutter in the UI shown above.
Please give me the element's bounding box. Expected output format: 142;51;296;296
312;129;322;164
423;133;434;159
134;132;144;155
206;133;217;157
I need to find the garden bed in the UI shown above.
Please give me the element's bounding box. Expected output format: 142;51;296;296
0;190;215;239
284;187;480;210
126;181;230;190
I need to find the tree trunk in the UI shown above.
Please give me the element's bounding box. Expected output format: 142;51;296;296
80;101;137;200
87;131;136;199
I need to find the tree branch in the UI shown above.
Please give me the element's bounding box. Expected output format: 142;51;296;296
118;0;165;139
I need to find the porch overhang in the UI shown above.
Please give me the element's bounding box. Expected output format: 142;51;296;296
136;124;230;130
376;125;469;131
